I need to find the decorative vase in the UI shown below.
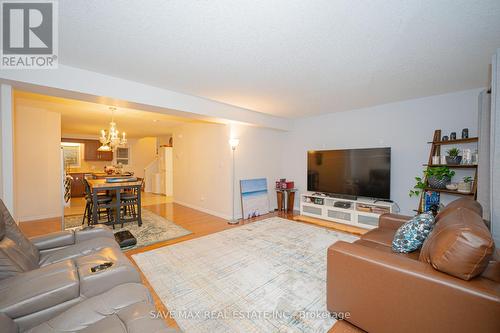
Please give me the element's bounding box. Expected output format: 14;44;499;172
450;132;457;140
457;181;472;193
445;156;462;165
428;175;451;189
462;128;469;139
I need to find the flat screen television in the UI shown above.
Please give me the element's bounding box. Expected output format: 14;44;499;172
307;147;391;199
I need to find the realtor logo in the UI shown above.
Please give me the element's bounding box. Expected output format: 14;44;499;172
1;0;58;68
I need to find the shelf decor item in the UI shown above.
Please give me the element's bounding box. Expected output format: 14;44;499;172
457;176;473;193
445;147;462;165
450;132;457;140
442;135;449;141
462;148;472;165
424;191;440;212
426;166;455;189
462;128;469;139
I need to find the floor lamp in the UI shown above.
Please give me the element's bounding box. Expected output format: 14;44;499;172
228;138;240;224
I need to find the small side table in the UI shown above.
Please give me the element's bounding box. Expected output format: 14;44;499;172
276;188;297;213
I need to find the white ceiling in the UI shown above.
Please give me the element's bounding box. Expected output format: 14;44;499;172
14;91;200;138
59;0;500;118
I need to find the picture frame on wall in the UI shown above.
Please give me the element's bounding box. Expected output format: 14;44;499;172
240;178;270;219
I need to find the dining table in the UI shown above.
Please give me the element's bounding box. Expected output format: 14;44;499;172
86;178;143;227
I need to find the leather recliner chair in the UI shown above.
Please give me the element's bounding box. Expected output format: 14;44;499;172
0;283;172;333
0;200;142;331
327;198;500;333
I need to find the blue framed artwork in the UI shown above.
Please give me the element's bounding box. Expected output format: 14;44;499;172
240;178;270;219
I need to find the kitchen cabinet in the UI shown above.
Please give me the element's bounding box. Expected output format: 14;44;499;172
62;138;113;161
84;140;113;161
69;173;85;197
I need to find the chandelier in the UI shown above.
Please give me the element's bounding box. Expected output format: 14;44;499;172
98;107;127;151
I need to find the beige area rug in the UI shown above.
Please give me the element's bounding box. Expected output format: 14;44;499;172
132;217;359;332
65;209;191;249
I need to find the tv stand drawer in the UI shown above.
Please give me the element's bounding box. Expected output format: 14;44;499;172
302;205;322;217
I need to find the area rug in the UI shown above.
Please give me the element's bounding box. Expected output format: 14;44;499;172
132;217;359;332
64;209;192;249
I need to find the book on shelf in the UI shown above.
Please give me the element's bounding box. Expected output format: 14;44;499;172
424;191;440;212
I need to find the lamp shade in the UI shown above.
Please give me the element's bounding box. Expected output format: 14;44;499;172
97;144;112;152
229;138;240;149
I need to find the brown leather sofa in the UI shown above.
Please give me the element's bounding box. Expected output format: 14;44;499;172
327;198;500;333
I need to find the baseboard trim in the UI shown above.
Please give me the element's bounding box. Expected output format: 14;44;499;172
17;213;62;223
173;200;232;220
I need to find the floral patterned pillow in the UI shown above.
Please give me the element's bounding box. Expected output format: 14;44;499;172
392;212;435;253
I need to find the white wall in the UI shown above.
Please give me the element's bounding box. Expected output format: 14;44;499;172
14;104;62;221
173;122;284;219
0;84;14;214
126;136;158;191
491;49;500;244
284;89;482;215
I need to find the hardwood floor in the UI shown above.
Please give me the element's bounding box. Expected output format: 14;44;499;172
19;202;363;332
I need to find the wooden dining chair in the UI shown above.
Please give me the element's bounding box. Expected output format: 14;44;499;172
119;177;144;228
82;178;113;227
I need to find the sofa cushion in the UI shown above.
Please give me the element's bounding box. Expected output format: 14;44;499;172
420;207;495;280
436;198;482;223
0;200;40;267
360;228;396;247
392;212;435;253
26;283;168;333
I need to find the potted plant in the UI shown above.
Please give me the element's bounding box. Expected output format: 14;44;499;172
410;166;455;194
426;166;455;189
445;147;462;165
458;176;473;193
409;176;426;198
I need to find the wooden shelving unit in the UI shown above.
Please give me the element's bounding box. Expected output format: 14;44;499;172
417;129;478;212
422;164;477;169
423;188;475;196
427;137;478;145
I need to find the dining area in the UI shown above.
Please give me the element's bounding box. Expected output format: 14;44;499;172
81;175;144;229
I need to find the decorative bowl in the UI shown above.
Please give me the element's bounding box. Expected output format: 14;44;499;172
446;183;458;191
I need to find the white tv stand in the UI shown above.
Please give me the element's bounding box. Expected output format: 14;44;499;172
299;193;397;229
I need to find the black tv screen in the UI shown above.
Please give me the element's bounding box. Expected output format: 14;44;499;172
307;148;391;199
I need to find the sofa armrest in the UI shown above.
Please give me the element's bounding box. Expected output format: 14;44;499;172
76;247;141;298
0;260;79;320
327;241;500;333
378;213;412;230
30;231;75;251
75;225;114;243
